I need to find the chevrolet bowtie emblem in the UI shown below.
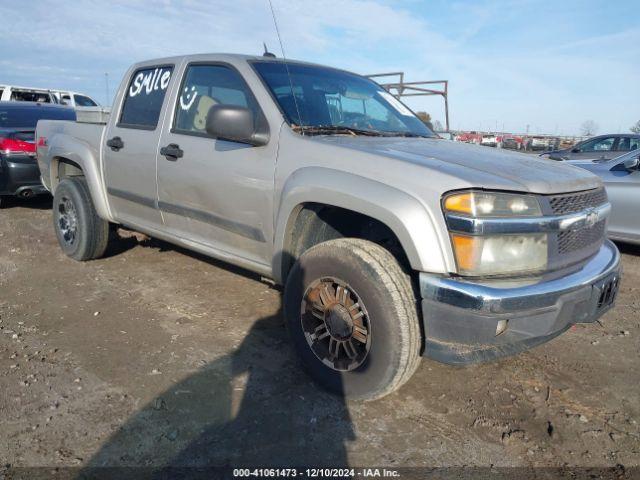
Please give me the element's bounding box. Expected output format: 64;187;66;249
584;208;598;228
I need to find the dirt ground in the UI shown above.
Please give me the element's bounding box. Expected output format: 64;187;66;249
0;196;639;477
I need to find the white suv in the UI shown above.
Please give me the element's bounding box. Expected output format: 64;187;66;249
0;85;57;103
52;90;100;108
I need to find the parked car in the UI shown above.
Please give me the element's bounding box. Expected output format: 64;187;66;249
524;136;556;151
437;131;454;141
567;150;640;244
0;102;76;205
501;135;522;150
480;134;498;147
37;53;620;400
52;90;100;108
0;85;57;104
543;134;640;161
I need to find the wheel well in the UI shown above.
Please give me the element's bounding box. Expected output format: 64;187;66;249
54;157;84;189
282;203;411;282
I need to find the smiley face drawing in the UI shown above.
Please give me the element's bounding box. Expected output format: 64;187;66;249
180;86;198;111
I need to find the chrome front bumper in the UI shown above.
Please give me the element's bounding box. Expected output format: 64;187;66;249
419;240;621;365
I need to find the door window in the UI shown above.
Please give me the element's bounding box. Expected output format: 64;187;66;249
616;137;640;152
580;137;615;152
173;64;256;135
119;66;173;129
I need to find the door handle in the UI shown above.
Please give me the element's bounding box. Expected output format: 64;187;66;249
160;143;184;160
106;136;124;151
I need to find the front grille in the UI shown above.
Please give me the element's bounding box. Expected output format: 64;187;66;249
557;220;605;254
549;188;607;215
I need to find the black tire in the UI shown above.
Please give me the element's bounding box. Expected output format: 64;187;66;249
284;238;421;401
53;178;109;261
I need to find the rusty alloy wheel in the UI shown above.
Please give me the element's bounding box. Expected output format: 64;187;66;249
57;195;78;246
300;277;372;371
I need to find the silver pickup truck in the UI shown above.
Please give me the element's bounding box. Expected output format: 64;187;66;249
36;53;621;400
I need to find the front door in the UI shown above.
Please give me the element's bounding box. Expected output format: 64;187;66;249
601;154;640;241
103;64;176;230
156;62;277;266
570;136;617;160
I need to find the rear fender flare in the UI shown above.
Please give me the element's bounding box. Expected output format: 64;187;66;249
47;137;113;221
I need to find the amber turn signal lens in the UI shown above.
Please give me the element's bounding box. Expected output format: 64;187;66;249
444;193;473;214
450;234;477;272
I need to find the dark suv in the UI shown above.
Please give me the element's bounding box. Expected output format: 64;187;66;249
0;102;75;205
542;134;640;161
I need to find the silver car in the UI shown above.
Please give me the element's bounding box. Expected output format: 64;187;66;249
568;149;640;243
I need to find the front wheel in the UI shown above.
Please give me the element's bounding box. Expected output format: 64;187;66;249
53;178;109;261
284;238;422;401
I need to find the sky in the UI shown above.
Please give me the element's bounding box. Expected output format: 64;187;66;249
0;0;637;136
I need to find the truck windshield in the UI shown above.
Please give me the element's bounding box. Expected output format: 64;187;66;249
253;62;433;137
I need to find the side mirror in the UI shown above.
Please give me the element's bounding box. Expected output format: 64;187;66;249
571;147;580;153
205;104;268;146
623;155;640;171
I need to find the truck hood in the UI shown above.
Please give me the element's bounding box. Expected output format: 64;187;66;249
315;136;601;194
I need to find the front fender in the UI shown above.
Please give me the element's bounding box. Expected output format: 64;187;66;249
47;135;113;222
273;167;453;282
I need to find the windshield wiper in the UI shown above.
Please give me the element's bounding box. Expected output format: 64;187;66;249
390;132;431;138
293;125;388;137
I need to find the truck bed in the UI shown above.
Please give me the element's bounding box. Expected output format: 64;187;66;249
75;107;111;124
36;119;106;190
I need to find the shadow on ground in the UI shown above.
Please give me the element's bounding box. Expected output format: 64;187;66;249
612;240;640;257
0;194;52;210
81;260;354;477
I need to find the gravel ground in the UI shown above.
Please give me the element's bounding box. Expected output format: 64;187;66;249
0;196;638;477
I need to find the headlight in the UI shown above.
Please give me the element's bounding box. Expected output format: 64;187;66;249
444;190;547;276
450;233;548;276
444;191;542;217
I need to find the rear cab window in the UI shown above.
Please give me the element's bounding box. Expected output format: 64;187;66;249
74;94;97;107
118;66;173;129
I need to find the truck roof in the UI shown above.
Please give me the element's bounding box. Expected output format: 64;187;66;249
130;53;347;72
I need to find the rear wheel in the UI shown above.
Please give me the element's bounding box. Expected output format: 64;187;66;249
53;178;109;261
284;238;422;401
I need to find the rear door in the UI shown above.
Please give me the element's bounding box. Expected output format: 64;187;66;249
156;62;277;266
612;136;640;156
103;63;177;230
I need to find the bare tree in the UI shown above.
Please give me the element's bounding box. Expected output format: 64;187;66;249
631;120;640;134
580;120;599;137
432;120;444;132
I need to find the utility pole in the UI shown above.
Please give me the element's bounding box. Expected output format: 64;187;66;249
104;73;110;105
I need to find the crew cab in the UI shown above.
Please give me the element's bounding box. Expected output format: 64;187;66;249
36;54;621;400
